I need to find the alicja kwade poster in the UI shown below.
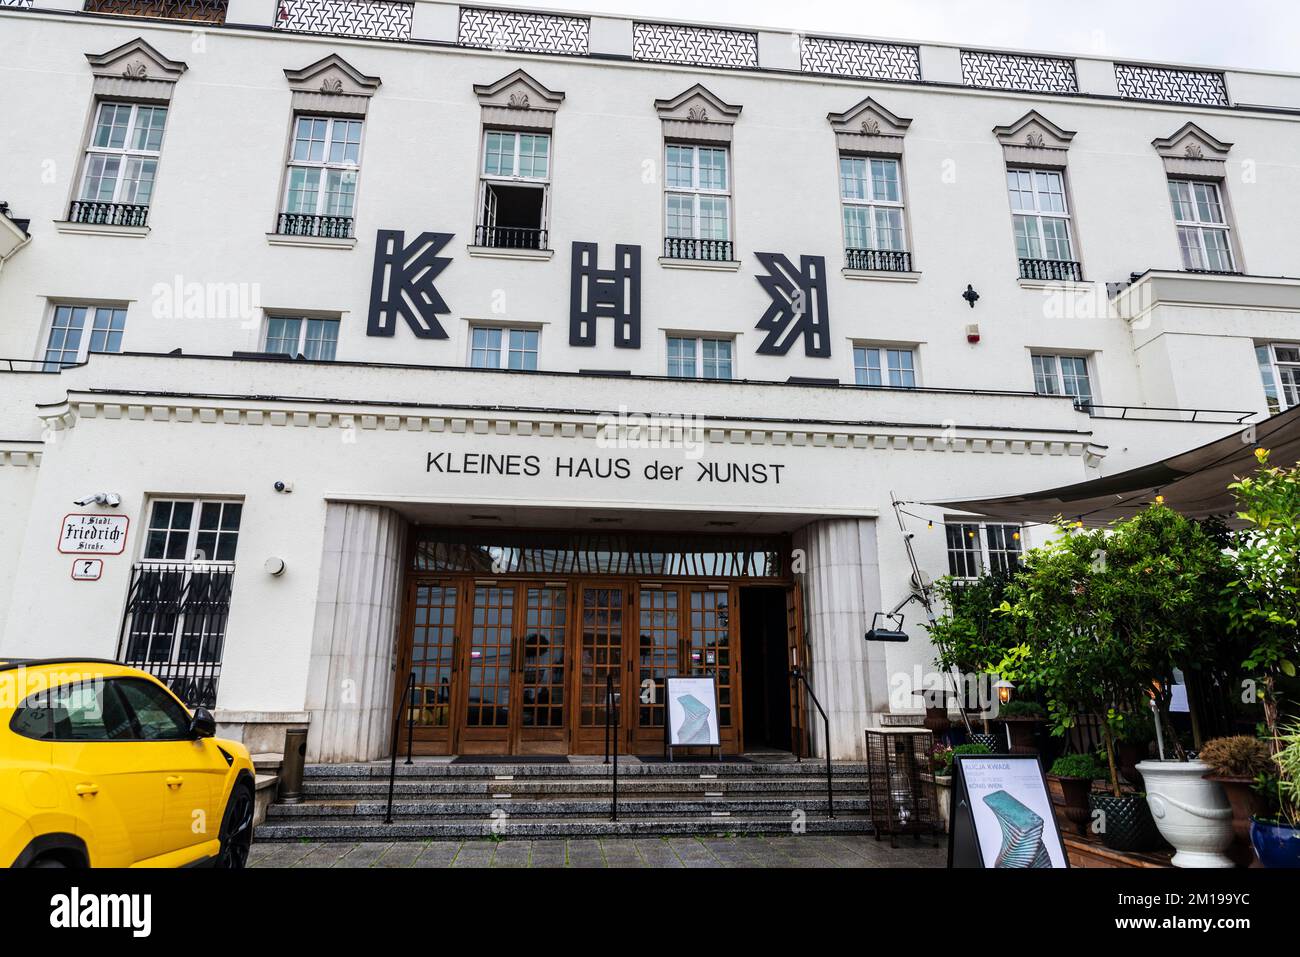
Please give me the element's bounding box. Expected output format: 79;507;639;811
665;676;721;747
951;754;1068;869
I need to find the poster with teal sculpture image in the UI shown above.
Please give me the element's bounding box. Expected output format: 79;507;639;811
665;676;720;747
954;754;1068;868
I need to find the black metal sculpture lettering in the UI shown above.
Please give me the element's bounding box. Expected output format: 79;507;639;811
367;230;454;340
569;242;641;348
753;252;830;357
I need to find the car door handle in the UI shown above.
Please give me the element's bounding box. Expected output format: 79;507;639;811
74;783;99;797
165;775;184;788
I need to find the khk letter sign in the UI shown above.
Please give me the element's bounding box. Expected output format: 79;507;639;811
58;514;129;555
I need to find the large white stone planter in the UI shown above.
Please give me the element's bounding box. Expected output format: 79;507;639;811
1138;760;1234;868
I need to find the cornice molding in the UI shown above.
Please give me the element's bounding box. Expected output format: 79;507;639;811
43;395;1094;459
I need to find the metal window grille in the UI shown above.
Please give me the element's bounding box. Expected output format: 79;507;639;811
865;729;943;844
116;562;234;709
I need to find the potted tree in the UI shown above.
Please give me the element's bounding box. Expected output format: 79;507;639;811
1251;722;1300;868
1200;735;1274;866
1047;752;1106;836
995;513;1181;854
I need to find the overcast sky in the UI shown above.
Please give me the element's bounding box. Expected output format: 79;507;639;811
505;0;1299;73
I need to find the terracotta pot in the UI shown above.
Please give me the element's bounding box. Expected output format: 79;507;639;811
1049;774;1092;835
1000;717;1041;754
1117;741;1147;789
1206;774;1263;867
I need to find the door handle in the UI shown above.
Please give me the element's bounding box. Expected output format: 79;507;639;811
74;783;99;797
165;775;184;788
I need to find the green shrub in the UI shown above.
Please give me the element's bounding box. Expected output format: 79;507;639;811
1199;736;1273;779
1050;753;1106;780
938;742;993;774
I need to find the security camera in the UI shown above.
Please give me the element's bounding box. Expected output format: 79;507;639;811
74;492;121;508
273;480;294;493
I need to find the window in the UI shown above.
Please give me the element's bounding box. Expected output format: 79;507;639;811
946;521;1022;578
666;336;734;380
11;682;135;742
664;144;732;260
1031;353;1093;406
478;131;550;250
1168;179;1235;272
469;326;539;371
264;316;339;361
113;679;192;740
279;115;362;238
73;102;167;223
42;304;126;370
853;345;915;388
1257;343;1300;414
143;499;243;563
840;156;908;269
1007;168;1077;278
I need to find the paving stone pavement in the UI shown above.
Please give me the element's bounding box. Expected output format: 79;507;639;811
248;834;944;868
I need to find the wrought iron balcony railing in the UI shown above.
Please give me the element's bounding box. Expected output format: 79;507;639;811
276;212;354;239
663;237;734;262
83;0;228;23
845;248;912;272
116;561;235;709
474;224;548;251
68;201;150;228
1019;258;1083;282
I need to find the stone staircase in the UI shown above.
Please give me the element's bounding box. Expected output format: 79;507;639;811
257;758;876;839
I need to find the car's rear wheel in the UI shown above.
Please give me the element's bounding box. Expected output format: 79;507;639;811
216;780;255;868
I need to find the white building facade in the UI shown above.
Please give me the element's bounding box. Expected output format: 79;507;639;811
1;1;1296;761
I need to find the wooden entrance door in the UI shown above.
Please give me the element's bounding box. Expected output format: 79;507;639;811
630;582;741;755
401;579;460;754
458;581;571;754
572;583;628;754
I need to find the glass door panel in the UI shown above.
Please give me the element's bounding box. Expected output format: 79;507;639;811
459;583;514;752
632;586;679;753
574;585;626;752
514;585;569;752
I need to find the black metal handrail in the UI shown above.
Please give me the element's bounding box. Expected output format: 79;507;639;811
603;672;619;822
845;247;912;272
474;224;548;250
384;669;416;825
276;212;354;239
790;667;834;820
663;237;734;262
68;201;150;228
1079;402;1255;424
1018;257;1083;282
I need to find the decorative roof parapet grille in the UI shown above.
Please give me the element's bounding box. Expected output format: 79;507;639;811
960;50;1078;93
633;21;759;70
83;0;227;22
274;0;412;41
458;7;590;56
2;0;36;8
800;36;921;82
1115;63;1229;106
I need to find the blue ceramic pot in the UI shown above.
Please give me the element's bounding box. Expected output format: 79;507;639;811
1250;818;1300;868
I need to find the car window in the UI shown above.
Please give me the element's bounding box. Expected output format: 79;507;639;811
112;678;192;740
11;681;137;741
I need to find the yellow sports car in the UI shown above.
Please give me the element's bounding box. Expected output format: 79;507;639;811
1;658;256;868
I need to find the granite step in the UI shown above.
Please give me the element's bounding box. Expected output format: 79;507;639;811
255;814;876;840
299;776;864;798
302;761;867;780
268;795;870;818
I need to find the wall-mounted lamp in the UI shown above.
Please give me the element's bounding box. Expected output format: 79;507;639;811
865;611;909;643
993;679;1015;705
264;557;287;577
